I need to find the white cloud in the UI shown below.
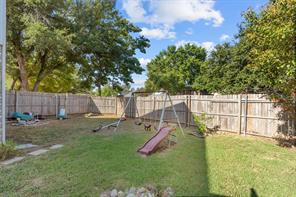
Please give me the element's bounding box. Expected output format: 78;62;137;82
122;0;146;22
201;41;215;52
185;28;194;35
139;58;151;68
175;40;215;53
123;0;224;27
150;0;223;27
175;40;199;48
140;27;176;40
220;34;230;41
122;0;224;40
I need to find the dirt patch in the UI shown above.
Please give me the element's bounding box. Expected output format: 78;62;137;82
7;115;118;146
31;177;44;188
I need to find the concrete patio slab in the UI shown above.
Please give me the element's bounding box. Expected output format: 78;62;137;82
28;149;48;156
1;157;25;165
16;144;38;150
49;144;64;150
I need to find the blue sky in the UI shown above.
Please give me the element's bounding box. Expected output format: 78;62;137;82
115;0;268;88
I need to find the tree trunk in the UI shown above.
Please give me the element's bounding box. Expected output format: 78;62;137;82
10;78;18;90
32;79;42;92
32;69;47;92
15;49;29;90
32;51;49;92
97;84;101;96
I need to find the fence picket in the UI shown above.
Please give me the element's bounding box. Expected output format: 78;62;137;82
5;91;294;137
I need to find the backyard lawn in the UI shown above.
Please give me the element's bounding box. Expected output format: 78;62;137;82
1;115;296;196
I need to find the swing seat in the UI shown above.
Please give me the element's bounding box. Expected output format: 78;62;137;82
92;125;103;132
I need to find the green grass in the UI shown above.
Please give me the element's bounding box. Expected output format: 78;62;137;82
1;115;296;196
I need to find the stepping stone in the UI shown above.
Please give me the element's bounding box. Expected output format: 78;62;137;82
28;149;48;156
49;144;64;150
1;156;25;165
16;143;38;150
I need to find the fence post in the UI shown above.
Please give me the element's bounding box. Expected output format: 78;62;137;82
244;95;248;136
153;95;156;122
188;95;192;127
115;96;117;115
238;94;242;134
185;95;188;127
55;94;58;118
15;90;18;112
40;93;43;116
88;95;92;114
65;93;68;117
30;92;33;113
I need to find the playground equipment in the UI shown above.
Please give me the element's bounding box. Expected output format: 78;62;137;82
58;108;67;120
91;90;184;155
138;127;176;155
92;117;126;132
92;91;185;136
92;94;132;132
12;112;33;121
132;91;184;135
134;91;184;155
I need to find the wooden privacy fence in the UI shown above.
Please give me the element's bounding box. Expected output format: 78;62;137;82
89;96;117;114
5;91;295;137
6;91;118;117
125;94;295;137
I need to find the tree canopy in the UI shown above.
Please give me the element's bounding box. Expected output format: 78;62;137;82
7;0;296;111
7;0;75;91
7;0;149;94
146;0;295;103
145;44;207;94
72;1;149;95
239;0;296;115
242;0;296;96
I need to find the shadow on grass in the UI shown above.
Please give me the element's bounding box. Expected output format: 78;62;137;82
250;188;259;197
119;97;227;196
84;115;215;195
275;110;296;148
4;115;232;196
94;128;213;195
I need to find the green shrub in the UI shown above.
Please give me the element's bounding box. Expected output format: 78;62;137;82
193;113;207;134
0;140;17;161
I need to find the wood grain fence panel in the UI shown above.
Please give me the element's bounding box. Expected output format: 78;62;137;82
89;96;116;114
6;91;91;116
6;91;15;117
126;94;290;137
4;91;295;137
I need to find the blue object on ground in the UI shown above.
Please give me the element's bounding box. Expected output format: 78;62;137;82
12;112;33;121
58;108;66;119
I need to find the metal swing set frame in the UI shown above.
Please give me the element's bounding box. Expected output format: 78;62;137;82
92;91;184;135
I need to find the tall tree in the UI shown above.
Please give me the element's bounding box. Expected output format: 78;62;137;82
7;0;30;90
7;0;149;93
35;66;79;93
145;44;207;94
242;1;296;95
7;0;74;91
195;0;296;96
241;0;296;117
72;0;149;95
194;40;262;94
195;0;296;122
99;83;131;96
194;43;234;93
